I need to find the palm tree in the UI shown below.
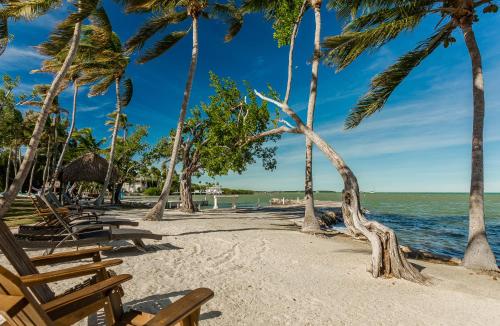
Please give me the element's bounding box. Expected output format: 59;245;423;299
0;1;97;299
73;128;106;155
75;9;133;206
105;111;133;140
33;57;84;189
243;0;321;231
323;0;499;271
122;0;243;220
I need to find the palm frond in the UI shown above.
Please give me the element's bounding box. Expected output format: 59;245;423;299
323;13;426;70
0;16;8;55
90;6;112;36
327;0;406;19
345;23;453;129
210;2;243;42
0;0;62;20
120;78;133;107
136;30;188;63
120;0;177;14
88;75;115;97
37;0;99;56
125;11;188;53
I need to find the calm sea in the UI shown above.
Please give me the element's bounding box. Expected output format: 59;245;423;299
134;192;500;264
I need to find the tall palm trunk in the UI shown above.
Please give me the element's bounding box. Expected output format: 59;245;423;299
41;136;52;192
95;77;122;206
461;23;498;271
28;150;38;195
50;83;79;190
4;147;11;192
284;0;308;105
0;19;81;303
145;15;199;220
303;0;322;232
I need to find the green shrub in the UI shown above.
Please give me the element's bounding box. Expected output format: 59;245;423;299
143;187;161;196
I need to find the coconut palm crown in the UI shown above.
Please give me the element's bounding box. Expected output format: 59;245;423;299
121;0;243;63
323;0;498;129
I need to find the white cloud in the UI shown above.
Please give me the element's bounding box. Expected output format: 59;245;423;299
0;46;46;70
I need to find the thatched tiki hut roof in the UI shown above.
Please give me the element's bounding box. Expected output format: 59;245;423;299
59;153;118;184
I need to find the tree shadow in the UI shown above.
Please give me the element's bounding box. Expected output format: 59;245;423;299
169;226;297;237
102;242;182;257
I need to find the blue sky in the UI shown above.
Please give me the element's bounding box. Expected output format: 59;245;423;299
3;3;500;192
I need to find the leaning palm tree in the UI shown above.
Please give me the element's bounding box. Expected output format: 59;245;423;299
0;0;98;301
122;0;243;220
323;0;499;271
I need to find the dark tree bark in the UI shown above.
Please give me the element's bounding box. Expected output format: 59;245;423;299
180;172;196;213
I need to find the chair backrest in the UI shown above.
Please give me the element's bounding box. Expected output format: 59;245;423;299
45;192;62;208
0;265;53;325
36;195;77;241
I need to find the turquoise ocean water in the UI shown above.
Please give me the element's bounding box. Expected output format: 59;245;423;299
134;192;500;264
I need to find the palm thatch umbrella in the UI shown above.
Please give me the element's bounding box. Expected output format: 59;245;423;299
59;152;118;184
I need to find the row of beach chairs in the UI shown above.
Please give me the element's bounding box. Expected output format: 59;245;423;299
1;193;213;325
15;193;163;254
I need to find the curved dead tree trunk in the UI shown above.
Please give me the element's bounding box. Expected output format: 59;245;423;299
460;22;498;271
180;172;196;213
255;91;426;283
145;15;199;220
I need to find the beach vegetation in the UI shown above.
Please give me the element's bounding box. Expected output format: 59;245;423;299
177;72;279;212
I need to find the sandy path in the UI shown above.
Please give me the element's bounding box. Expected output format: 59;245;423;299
2;207;500;325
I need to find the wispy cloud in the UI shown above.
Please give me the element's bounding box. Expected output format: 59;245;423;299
0;46;45;70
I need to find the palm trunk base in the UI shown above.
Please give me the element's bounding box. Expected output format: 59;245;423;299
302;197;321;232
463;234;498;271
145;199;166;220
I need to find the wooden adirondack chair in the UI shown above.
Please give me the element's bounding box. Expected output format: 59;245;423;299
0;263;214;326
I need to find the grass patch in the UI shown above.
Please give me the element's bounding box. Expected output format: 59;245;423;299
2;197;40;227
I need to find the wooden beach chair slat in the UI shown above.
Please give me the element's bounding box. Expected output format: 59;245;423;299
20;259;123;286
0;265;214;326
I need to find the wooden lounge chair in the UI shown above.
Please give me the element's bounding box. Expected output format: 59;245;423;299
24;194;139;231
0;263;214;326
16;196;163;253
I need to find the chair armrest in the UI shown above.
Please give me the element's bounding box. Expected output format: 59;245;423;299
30;246;113;266
20;259;123;286
0;294;28;317
42;274;132;314
145;288;214;326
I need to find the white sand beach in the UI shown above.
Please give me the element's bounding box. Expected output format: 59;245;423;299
3;207;500;325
